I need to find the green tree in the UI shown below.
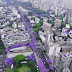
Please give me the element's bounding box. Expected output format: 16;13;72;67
6;68;12;72
33;27;42;32
32;23;42;28
26;61;34;67
14;68;18;72
35;34;40;40
0;40;5;52
31;66;38;72
37;15;41;19
14;54;25;68
61;22;66;27
8;24;12;27
51;22;55;27
44;15;48;18
43;49;46;53
0;49;3;54
51;22;55;25
39;19;44;25
70;25;72;29
67;35;70;38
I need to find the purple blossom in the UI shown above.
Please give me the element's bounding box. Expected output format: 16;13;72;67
33;14;36;16
49;65;54;70
65;31;69;34
26;27;30;31
5;48;9;52
4;58;14;66
38;59;45;70
25;18;27;22
34;32;37;34
31;10;34;12
46;59;52;64
40;14;44;16
9;43;26;49
30;33;33;37
26;54;35;62
14;44;20;47
22;43;26;46
41;69;48;72
4;25;8;28
65;29;70;34
29;42;37;49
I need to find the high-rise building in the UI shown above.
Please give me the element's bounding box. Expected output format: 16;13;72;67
53;52;72;72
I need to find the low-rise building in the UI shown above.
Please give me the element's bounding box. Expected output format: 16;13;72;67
7;46;33;58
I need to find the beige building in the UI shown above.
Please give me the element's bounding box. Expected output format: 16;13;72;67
55;19;62;28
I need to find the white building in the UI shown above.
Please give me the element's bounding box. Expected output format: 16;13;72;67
48;42;61;61
12;22;17;29
35;17;40;23
55;19;62;28
39;31;45;43
18;6;28;15
0;7;3;12
42;22;51;31
9;6;20;18
69;30;72;38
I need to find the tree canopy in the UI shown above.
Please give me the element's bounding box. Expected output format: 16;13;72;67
6;68;12;72
14;54;25;68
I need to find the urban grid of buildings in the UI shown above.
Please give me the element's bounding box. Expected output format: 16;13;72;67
0;0;72;72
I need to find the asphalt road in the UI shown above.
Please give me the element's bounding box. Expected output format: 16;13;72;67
20;14;55;71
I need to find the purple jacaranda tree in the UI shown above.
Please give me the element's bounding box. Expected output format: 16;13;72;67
40;14;44;16
5;48;9;53
26;27;30;31
40;14;49;16
46;59;52;64
49;65;54;70
9;43;27;49
4;58;14;66
31;36;35;43
14;44;21;47
33;14;36;16
4;25;8;28
22;43;27;46
65;29;70;34
31;10;34;12
30;33;33;37
38;59;45;70
26;54;35;62
28;42;37;50
41;69;48;72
